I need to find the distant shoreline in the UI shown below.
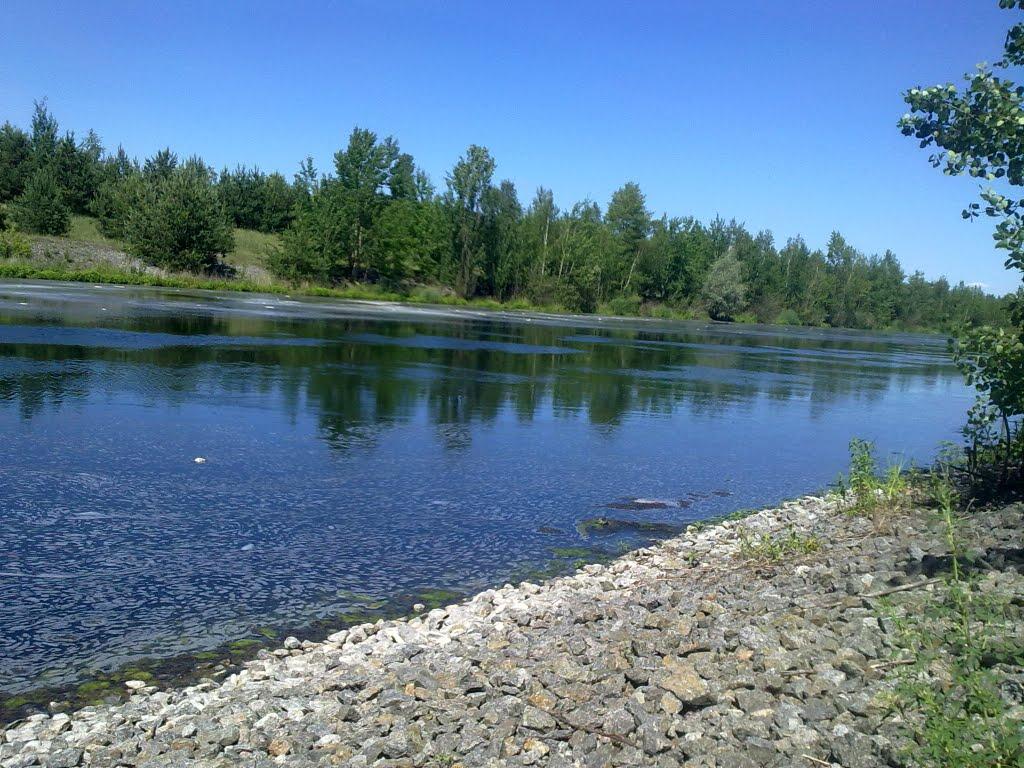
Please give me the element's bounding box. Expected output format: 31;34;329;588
0;267;954;338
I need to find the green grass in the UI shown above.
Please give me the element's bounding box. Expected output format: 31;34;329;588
229;227;280;270
67;215;120;245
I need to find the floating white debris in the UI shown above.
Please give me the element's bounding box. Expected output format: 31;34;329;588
100;307;108;311
264;305;274;309
18;302;28;306
240;543;255;552
193;457;207;464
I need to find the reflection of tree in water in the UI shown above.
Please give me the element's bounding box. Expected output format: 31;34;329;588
0;313;959;452
0;365;89;421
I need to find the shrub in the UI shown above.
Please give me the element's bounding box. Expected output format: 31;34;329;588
409;286;448;304
775;308;801;325
836;438;911;527
601;294;642;317
91;174;144;240
526;275;590;313
644;303;692;320
0;222;31;259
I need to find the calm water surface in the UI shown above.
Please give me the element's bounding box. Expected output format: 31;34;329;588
0;280;971;693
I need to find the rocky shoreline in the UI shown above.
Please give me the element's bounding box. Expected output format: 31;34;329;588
2;494;1021;768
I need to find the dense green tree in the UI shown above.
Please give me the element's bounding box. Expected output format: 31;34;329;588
867;250;904;327
90;147;141;239
217;166;296;233
127;158;233;272
479;180;523;299
53;131;101;214
260;172;296;232
522;187;557;281
11;165;70;235
637;216;717;303
270;189;342;283
294;156;319;199
445;145;495;297
701;250;747;320
273;129;415;284
606;182;651;292
389;153;417;200
143;148;178;182
333;128;403;279
217;166;261;229
776;237;828;324
367;198;449;285
547;200;610;310
737;230;782;319
823;231;872;327
29;101;58;167
0;123;32;203
91;174;143;240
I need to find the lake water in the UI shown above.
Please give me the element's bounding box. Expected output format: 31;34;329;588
0;280;972;696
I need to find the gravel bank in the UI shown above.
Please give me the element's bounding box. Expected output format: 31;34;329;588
2;494;1021;768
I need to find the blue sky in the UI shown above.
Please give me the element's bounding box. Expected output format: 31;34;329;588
1;1;1019;293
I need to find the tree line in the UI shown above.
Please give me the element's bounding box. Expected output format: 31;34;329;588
0;101;1007;330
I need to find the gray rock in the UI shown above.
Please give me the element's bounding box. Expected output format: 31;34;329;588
654;657;713;707
601;708;635;738
522;706;557;731
42;749;83;768
830;731;878;768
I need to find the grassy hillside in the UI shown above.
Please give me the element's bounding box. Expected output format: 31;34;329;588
229;227;279;270
66;215;121;246
29;215;280;274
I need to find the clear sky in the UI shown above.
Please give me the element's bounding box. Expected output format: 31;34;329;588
1;1;1018;293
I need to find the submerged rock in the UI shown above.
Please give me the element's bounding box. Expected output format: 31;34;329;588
605;498;673;510
575;516;683;538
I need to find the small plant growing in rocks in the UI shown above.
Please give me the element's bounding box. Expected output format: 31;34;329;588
736;525;821;564
838;438;911;526
882;469;1024;768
